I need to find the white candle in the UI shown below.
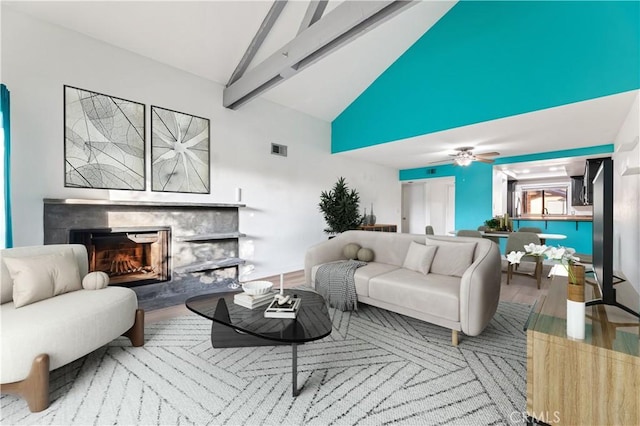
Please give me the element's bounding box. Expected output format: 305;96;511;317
280;273;284;294
566;300;585;340
235;187;242;202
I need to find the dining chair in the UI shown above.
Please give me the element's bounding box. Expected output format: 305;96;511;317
505;232;543;289
425;225;434;235
456;230;483;238
477;226;499;244
517;227;542;233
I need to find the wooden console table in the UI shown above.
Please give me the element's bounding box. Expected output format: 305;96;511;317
526;275;639;425
357;224;397;232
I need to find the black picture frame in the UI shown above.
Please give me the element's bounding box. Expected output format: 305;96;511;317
150;105;210;194
64;85;146;190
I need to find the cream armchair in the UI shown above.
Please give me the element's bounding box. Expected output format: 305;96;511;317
0;244;144;412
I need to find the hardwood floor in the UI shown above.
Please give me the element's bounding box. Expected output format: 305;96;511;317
145;267;547;324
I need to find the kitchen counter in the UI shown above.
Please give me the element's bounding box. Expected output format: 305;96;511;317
514;215;592;222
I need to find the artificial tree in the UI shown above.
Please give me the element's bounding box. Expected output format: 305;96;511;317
318;177;363;234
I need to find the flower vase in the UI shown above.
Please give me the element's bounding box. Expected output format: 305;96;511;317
369;203;376;226
363;208;369;226
566;263;586;340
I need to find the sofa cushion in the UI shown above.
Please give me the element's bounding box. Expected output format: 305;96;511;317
353;262;400;297
369;269;461;322
3;249;82;308
402;241;437;275
0;287;137;383
426;241;477;277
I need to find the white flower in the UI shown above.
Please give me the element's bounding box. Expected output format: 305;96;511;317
547;246;580;264
507;251;525;264
545;246;566;261
524;243;548;256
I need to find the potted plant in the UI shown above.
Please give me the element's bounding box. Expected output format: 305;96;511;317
484;218;500;231
318;177;363;234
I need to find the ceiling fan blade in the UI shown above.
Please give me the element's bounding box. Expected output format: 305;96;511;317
475;152;500;158
475;157;495;164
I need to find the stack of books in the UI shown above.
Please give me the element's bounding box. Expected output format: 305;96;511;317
233;292;274;309
264;297;301;319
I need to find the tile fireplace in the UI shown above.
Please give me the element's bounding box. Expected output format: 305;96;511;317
43;199;245;310
69;227;171;287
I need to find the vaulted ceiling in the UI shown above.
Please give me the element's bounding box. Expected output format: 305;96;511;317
3;1;639;171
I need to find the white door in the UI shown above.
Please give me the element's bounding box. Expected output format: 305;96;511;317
401;178;455;235
401;183;426;234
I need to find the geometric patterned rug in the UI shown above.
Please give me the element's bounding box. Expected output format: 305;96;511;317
1;302;531;425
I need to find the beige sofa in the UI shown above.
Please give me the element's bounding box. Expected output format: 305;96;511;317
0;244;144;412
305;231;501;345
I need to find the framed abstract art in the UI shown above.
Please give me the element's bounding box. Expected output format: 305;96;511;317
64;85;145;190
151;105;210;193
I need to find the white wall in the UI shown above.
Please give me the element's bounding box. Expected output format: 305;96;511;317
612;93;640;293
1;9;401;279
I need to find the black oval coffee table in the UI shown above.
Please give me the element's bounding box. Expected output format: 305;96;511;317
186;288;332;396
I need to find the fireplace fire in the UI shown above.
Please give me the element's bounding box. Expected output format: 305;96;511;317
69;227;171;287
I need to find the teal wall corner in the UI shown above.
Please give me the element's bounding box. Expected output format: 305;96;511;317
332;1;640;153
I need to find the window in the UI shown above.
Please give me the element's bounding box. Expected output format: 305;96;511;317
521;184;569;215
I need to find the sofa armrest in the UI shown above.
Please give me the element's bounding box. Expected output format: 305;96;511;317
304;236;347;286
459;241;502;336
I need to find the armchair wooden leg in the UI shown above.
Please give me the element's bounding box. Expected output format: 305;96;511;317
123;309;145;347
0;354;50;412
452;330;459;346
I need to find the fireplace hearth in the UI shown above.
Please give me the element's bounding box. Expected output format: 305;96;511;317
69;227;171;287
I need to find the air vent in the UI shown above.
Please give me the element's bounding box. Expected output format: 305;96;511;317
271;143;288;157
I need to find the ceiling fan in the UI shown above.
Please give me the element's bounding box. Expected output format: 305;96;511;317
430;147;501;166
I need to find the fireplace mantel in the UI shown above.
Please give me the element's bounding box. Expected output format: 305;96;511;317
43;198;245;310
44;198;245;208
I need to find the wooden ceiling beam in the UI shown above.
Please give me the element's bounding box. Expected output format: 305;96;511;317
223;1;417;110
297;0;328;36
227;0;288;86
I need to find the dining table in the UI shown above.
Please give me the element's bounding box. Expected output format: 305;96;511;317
479;231;567;245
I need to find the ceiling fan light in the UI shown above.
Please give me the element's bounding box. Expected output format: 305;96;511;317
455;157;473;166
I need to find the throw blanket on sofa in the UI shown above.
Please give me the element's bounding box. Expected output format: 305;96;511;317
315;260;367;311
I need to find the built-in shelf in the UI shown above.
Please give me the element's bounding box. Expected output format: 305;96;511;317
175;232;247;242
174;257;246;274
43;198;245;208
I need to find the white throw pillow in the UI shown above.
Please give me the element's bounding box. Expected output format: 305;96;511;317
52;249;83;296
3;255;55;308
82;271;110;290
403;241;438;275
3;249;82;308
427;241;477;277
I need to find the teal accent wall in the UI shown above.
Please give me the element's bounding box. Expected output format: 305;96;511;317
332;1;640;152
509;220;593;255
